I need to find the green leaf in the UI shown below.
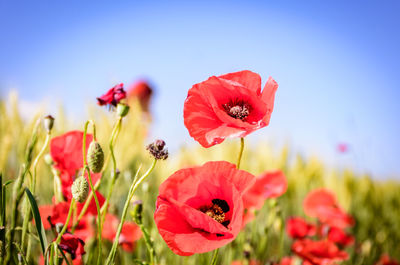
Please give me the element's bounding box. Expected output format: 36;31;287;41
25;188;48;255
3;180;13;186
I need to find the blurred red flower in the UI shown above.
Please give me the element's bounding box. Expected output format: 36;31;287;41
97;83;126;107
277;257;295;265
286;217;316;239
127;80;153;112
292;239;348;265
241;170;287;225
50;131;101;200
327;226;354;247
337;143;349;153
39;193;105;241
375;255;400;265
303;188;354;228
154;161;255;255
184;70;278;147
102;214;142;252
243;170;287;210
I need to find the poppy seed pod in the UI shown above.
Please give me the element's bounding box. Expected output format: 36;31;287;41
71;176;89;203
87;141;104;173
117;103;130;117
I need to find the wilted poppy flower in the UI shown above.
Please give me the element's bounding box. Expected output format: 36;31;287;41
50;131;101;199
57;233;85;260
154;161;255;256
375;255;400;265
327;226;354;247
102;214;142;252
184;70;278;147
303;188;354;228
128;80;153;112
97;83;126;107
286;217;316;239
292;239;348;265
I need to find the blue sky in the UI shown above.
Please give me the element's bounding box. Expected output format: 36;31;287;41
1;1;399;178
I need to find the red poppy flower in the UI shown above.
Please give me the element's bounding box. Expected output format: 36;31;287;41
286;217;316;239
327;227;354;247
102;214;142;252
127;80;153;112
57;233;85;260
184;70;278;147
97;83;126;107
375;255;400;265
154;161;255;256
39;193;105;240
243;170;287;210
303;189;354;228
50;131;101;199
241;170;287;225
292;239;348;265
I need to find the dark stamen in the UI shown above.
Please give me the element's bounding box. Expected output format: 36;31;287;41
223;99;251;120
212;199;230;213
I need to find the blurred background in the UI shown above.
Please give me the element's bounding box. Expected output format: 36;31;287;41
1;0;399;178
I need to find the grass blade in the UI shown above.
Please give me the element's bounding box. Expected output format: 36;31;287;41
25;188;48;255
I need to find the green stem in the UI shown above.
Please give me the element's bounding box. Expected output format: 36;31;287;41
21;132;51;256
210;248;220;265
105;160;157;265
138;222;156;265
236;138;244;169
71;117;121;231
51;199;74;265
55;199;75;244
100;117;122;217
83;121;102;265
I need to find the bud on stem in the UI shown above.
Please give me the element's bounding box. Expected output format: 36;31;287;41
71;176;89;203
87;141;104;173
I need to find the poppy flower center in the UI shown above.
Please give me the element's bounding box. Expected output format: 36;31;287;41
223;100;252;120
199;199;230;224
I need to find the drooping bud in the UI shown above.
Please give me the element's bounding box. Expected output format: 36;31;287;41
117;103;130;117
87;141;104;173
43;115;55;132
146;139;168;160
71;176;89;203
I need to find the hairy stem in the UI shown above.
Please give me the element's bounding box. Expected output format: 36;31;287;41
105;160;157;265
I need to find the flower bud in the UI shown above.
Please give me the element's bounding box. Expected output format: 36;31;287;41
71;176;89;203
117;103;130;117
44;153;53;166
132;200;143;225
146;139;168;160
55;222;64;233
87;141;104;173
43;115;55;132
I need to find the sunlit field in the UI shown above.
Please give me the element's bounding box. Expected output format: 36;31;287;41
0;75;399;265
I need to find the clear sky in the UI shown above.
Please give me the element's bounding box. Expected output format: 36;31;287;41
1;0;399;178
